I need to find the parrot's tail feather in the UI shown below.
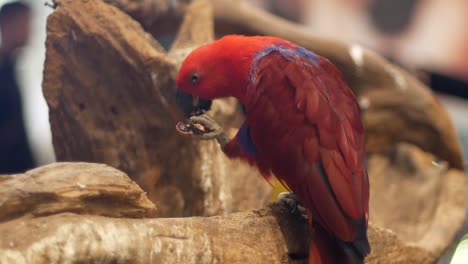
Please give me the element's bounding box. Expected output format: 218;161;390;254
309;223;369;264
309;225;351;264
343;217;370;260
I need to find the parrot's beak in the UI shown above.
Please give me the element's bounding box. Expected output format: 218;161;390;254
176;89;212;118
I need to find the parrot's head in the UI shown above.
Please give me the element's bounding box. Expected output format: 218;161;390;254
176;43;223;118
175;35;285;118
175;39;246;118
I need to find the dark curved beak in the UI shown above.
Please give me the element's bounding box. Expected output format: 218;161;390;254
176;89;212;118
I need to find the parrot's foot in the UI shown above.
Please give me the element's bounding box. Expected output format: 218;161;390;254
276;192;307;219
176;114;230;148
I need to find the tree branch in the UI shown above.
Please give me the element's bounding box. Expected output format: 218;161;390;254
0;163;157;222
0;160;442;264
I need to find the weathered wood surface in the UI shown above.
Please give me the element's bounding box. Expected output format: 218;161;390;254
1;155;456;263
368;143;466;259
43;0;271;218
0;212;432;264
0;147;464;263
0;162;157;222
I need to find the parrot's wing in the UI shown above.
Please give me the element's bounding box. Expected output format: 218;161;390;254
287;51;369;219
247;46;369;244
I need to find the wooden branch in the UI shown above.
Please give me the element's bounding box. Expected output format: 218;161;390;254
0;211;434;264
367;143;466;258
101;0;464;170
43;0;271;218
0;163;157;223
0;160;443;264
168;0;214;64
0;208;304;263
0;147;464;263
101;0;190;36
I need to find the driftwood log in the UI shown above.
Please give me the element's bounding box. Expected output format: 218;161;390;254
43;0;270;218
0;163;156;222
368;143;466;260
0;159;456;263
3;0;460;262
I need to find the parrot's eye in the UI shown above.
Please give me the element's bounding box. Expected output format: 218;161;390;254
191;73;199;84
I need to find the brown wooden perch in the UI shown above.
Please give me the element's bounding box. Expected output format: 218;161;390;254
0;161;450;263
2;0;461;263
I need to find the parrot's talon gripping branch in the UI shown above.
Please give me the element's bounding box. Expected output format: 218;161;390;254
276;192;308;220
176;114;230;149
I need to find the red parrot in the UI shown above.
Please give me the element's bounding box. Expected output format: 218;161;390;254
175;35;370;264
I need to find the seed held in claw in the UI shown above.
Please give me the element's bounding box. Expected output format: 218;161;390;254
176;121;211;136
176;121;193;135
193;123;206;133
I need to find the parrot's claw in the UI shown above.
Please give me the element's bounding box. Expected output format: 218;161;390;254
176;114;230;148
188;115;223;139
277;192;307;218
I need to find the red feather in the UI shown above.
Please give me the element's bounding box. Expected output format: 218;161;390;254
176;35;370;263
244;44;370;261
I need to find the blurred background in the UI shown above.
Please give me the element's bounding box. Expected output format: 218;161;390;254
0;0;53;173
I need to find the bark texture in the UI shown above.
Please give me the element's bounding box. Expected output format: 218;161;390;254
0;159;449;264
0;212;434;264
0;162;157;222
0;150;464;263
43;0;271;218
368;143;466;259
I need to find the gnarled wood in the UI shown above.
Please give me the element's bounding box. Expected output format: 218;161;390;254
368;143;467;259
0;211;433;264
0;163;156;222
0;145;464;263
43;0;271;218
0;158;442;264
